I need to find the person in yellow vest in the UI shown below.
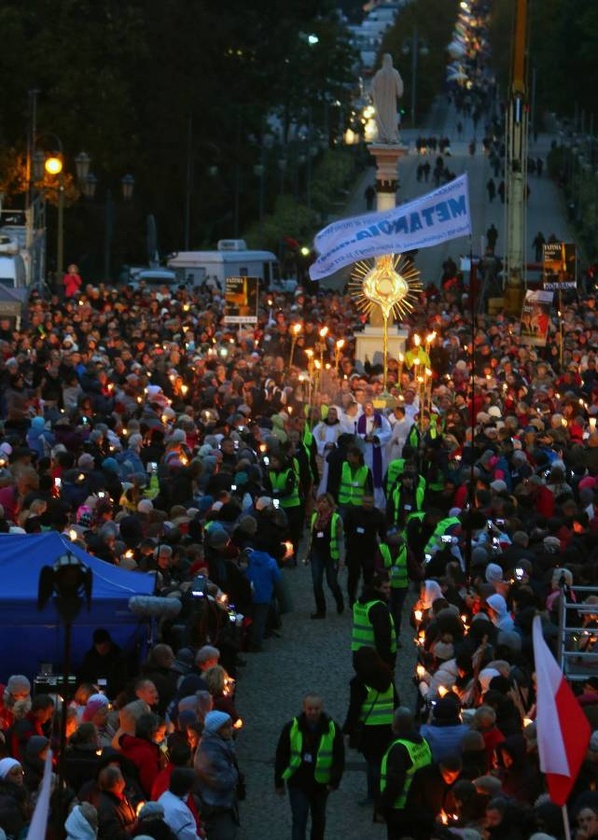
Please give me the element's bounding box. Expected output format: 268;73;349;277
304;493;345;619
342;646;399;807
336;445;373;523
376;707;432;837
265;449;303;565
385;469;427;532
351;570;397;671
274;693;345;840
375;532;419;643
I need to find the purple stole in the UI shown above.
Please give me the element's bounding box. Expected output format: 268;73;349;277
357;412;383;486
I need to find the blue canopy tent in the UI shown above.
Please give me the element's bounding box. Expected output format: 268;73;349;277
0;532;156;680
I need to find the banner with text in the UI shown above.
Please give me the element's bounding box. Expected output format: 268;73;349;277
223;276;259;324
542;241;577;290
309;174;472;280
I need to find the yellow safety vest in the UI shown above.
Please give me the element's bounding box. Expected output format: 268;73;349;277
282;718;336;784
379;543;408;589
269;467;301;508
310;511;341;561
360;683;394;726
380;737;432;809
338;462;368;506
351;600;397;653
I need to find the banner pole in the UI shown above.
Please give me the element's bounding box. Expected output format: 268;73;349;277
562;803;572;840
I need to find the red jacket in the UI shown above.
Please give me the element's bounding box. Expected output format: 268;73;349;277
119;734;163;798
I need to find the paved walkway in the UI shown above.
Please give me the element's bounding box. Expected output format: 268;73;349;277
234;556;416;839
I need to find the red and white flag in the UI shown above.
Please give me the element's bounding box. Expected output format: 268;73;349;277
533;615;591;805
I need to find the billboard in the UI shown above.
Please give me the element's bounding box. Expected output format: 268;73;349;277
223;276;259;324
542;242;577;290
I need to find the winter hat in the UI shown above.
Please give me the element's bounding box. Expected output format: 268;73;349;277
255;496;273;511
207;527;229;548
25;736;49;759
82;693;110;722
485;563;504;584
102;457;119;473
478;667;501;692
203;710;231;735
0;758;21;779
31;416;46;430
237;515;257;536
6;675;31;696
552;567;573;587
589;731;598;752
77;453;95;470
65;803;98;837
137;499;154;514
497;630;522;652
490;480;507;493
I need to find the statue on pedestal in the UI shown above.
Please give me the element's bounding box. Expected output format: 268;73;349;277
371;54;404;145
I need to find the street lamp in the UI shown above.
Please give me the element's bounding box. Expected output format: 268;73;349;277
402;27;429;128
33;142;66;279
80;159;134;281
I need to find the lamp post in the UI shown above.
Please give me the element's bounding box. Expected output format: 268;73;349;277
402;26;429;128
33;141;65;279
81;160;134;281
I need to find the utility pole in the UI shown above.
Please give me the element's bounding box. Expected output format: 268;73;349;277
503;0;528;315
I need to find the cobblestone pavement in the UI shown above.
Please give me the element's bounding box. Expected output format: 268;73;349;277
234;557;417;840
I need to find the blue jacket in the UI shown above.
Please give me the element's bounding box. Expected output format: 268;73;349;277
194;732;239;809
419;721;470;763
244;548;281;604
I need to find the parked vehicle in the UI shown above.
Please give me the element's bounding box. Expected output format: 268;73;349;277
167;239;284;292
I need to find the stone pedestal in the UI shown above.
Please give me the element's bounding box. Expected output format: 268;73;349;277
368;143;409;210
355;325;409;368
354;141;411;371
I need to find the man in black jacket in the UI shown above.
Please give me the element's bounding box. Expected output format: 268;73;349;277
345;494;386;606
97;765;137;840
274;693;345;840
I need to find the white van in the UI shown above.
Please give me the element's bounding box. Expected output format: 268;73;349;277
0;237;27;288
167;239;281;292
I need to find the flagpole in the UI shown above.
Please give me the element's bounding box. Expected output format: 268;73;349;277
562;804;572;840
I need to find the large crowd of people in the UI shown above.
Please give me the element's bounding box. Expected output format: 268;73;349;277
0;265;596;840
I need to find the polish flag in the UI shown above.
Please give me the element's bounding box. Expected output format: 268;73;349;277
533;615;591;806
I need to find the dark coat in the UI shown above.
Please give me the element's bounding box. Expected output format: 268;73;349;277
97;789;137;840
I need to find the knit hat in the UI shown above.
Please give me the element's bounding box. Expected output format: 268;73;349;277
485;563;504;584
207;527;229;548
6;675;31;696
255;496;272;511
137;499;154;514
82;693;110;722
490;480;507;493
25;736;49;759
0;758;21;779
203;710;231;735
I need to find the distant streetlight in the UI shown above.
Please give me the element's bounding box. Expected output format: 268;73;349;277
80;157;134;280
402;27;429;127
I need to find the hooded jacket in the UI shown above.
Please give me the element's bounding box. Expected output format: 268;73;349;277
65;804;98;840
487;594;515;632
